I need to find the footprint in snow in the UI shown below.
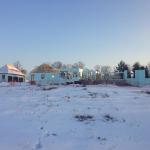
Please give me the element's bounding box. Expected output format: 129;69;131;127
34;139;42;149
44;131;50;137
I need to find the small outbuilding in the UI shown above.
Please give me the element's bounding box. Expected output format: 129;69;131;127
0;64;25;82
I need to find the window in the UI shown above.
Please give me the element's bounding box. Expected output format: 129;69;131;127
41;74;45;80
61;72;65;78
2;75;5;80
73;72;78;77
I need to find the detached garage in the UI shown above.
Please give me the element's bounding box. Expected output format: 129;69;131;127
0;64;25;82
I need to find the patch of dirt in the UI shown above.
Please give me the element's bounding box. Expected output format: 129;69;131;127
97;136;107;141
103;114;125;123
64;96;71;102
52;133;57;136
42;86;58;91
101;93;109;98
74;115;95;122
103;114;117;122
65;96;71;99
88;92;98;98
40;126;44;130
82;84;86;87
113;91;118;94
146;91;150;94
141;91;150;95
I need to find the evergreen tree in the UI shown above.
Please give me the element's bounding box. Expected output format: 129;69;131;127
115;60;130;78
132;62;141;71
132;62;146;78
115;60;128;72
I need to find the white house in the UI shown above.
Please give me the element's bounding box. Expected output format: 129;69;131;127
0;64;25;82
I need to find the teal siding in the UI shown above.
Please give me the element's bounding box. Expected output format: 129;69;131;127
124;70;150;86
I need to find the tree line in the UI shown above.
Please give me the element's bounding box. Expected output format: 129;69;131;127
115;61;150;78
13;60;150;79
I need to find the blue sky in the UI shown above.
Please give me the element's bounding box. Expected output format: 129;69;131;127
0;0;150;71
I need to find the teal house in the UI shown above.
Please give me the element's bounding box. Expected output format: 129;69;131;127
124;70;150;86
30;64;84;85
60;65;83;83
30;64;60;85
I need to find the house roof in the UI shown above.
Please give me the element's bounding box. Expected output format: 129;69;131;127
0;64;24;76
31;64;59;73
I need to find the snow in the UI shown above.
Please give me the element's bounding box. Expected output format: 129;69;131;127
0;84;150;150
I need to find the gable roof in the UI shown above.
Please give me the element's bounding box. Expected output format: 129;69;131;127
0;64;24;76
31;64;59;73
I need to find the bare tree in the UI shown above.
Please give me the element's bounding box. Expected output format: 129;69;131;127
94;65;101;72
21;69;27;75
52;61;63;69
14;61;22;70
13;61;27;75
66;64;73;68
74;61;85;69
101;66;112;81
94;65;101;80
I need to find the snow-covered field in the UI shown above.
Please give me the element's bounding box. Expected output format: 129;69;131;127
0;83;150;150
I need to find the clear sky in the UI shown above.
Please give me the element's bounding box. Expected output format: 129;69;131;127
0;0;150;71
